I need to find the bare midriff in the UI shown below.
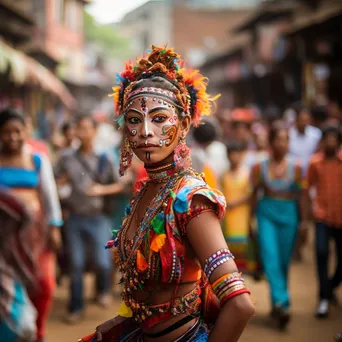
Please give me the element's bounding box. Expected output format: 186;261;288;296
132;282;199;341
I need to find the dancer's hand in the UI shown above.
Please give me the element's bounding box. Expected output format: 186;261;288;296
95;316;126;341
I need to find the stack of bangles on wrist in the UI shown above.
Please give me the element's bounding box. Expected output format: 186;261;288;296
203;249;250;305
211;272;250;305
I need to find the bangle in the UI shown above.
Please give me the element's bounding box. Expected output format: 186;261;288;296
210;272;250;306
221;288;251;305
203;249;234;279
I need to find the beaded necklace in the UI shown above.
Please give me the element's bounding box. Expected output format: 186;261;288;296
117;168;187;293
146;162;177;183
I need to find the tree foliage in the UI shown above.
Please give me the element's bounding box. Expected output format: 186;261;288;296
84;11;131;58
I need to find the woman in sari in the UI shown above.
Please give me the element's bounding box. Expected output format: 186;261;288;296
251;123;307;330
0;187;37;341
82;46;254;342
0;109;62;342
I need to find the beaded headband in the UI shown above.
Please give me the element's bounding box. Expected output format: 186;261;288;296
109;45;220;127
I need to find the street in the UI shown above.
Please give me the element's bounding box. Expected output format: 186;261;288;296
47;237;342;342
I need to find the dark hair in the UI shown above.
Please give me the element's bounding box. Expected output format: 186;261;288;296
75;114;97;128
292;102;310;118
322;124;342;143
192;121;217;144
269;121;288;144
226;140;247;154
0;108;26;128
61;121;74;135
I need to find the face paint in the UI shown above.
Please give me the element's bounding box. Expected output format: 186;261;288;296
129;129;137;136
129;141;137;149
169;114;178;125
159;125;178;147
125;95;183;165
141;97;149;141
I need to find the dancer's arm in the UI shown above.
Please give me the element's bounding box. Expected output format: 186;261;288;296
187;197;255;342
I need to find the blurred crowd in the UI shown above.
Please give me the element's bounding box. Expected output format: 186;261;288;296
0;102;341;341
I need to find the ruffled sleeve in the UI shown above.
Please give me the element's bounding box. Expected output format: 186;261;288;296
173;176;226;235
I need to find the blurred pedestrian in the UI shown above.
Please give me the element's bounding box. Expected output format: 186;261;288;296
0;108;62;342
289;103;322;174
289;104;322;261
191;120;226;187
0;187;37;342
243;125;269;169
221;141;252;273
61;120;77;151
251;122;307;330
55;114;124;324
305;125;342;319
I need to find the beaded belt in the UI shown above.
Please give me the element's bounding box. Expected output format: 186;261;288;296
123;284;202;327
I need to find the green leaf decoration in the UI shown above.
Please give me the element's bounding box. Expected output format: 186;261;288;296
151;213;165;234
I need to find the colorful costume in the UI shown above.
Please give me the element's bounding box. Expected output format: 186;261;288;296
0;187;37;342
251;157;302;309
81;46;250;342
0;153;62;340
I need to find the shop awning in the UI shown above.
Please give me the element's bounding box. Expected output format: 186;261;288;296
284;4;342;36
0;40;75;109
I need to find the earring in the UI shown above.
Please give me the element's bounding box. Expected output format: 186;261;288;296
173;137;191;169
119;136;133;176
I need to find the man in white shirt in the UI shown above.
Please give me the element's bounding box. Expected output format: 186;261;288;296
289;104;322;174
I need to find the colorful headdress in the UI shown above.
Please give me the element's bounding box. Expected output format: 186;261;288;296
109;45;219;127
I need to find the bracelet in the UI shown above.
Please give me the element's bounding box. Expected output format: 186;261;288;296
205;254;234;280
212;272;242;291
221;288;251;305
210;272;250;305
203;249;234;278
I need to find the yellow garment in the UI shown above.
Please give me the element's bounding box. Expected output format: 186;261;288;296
222;167;251;238
203;164;218;189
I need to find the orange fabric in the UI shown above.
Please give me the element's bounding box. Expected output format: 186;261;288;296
136;250;148;271
307;152;342;227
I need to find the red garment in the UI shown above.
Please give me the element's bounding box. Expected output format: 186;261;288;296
134;166;148;193
29;251;55;340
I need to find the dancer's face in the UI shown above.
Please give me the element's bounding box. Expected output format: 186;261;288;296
125;96;190;165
